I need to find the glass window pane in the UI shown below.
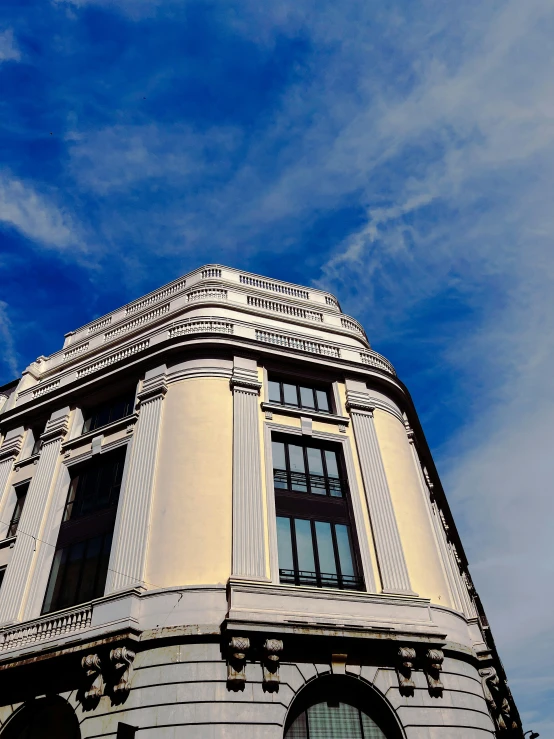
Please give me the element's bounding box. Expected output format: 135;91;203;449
289;444;307;492
294;519;315;573
335;525;355;578
315;521;337;578
95;532;113;598
277;517;294;572
299;386;316;409
78;535;103;603
316;389;330;413
360;712;388;738
325;450;342;497
57;541;85;610
283;383;299;406
272;441;288;489
307;702;363;738
42;548;66;614
268;380;281;403
306;447;326;495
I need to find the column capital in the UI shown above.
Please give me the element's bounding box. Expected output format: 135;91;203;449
230;356;261;395
0;428;25;462
137;367;168;405
345;390;374;415
41;413;70;446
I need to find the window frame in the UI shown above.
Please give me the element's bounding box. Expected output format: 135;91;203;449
267;375;333;414
81;392;136;436
42;447;127;615
271;432;364;592
7;481;29;538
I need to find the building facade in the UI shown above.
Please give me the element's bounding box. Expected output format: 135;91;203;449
0;265;521;738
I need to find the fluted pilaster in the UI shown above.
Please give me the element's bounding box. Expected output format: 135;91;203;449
105;370;167;593
0;411;70;624
231;358;266;580
0;428;25;538
347;389;412;594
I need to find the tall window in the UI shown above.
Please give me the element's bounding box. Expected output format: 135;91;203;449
0;566;5;593
268;377;331;413
82;394;135;434
272;436;362;590
42;448;126;614
7;482;28;538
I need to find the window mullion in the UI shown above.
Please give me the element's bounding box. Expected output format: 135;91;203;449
303;446;311;495
311;520;321;587
290;518;300;586
330;523;343;589
320;448;330;496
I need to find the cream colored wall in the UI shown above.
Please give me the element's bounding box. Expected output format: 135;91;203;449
373;409;452;606
145;378;233;587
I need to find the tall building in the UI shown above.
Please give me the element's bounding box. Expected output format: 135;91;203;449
0;265;521;738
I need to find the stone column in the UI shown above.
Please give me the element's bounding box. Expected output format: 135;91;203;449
0;409;70;624
231;356;266;580
0;427;26;538
346;382;413;594
105;367;167;593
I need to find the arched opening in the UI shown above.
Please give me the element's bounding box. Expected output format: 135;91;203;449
285;674;404;739
0;696;81;739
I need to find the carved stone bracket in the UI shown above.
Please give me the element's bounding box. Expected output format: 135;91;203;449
262;639;283;691
479;666;519;733
424;649;444;696
81;653;104;704
110;646;136;698
396;646;416;696
227;636;250;690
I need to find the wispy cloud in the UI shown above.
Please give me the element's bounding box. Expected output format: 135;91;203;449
0;302;19;379
0;174;81;250
0;28;21;63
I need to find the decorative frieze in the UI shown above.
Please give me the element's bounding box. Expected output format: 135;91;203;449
88;316;112;333
227;636;250;689
396;646;416;696
255;330;340;358
63;342;89;360
126;278;186;315
104;304;170;341
359;352;396;375
341;317;364;335
169;320;233;337
32;380;60;399
240;275;308;299
187;288;227;302
77;340;150;378
424;649;444;696
247;296;322;322
201;268;222;279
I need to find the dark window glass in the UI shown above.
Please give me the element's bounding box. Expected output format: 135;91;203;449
30;425;46;456
272;439;346;498
82;394;135;434
267;377;332;414
42;533;113;614
277;516;359;590
63;449;125;522
286;700;389;738
273;434;362;591
0;567;5;592
7;483;28;538
42;448;126;614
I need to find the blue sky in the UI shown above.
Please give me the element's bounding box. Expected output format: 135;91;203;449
1;0;553;730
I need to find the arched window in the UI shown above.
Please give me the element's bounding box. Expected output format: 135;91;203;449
0;696;80;739
285;675;403;739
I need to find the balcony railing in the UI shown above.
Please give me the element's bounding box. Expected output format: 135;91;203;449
279;568;363;591
0;602;93;652
274;469;345;497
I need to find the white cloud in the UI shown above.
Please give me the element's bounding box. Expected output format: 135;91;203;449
0;173;81;250
0;302;19;379
0;28;21;63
